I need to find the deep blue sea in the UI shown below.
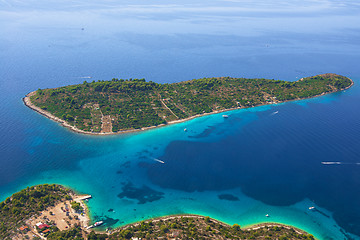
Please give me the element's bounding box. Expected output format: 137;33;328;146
1;0;360;239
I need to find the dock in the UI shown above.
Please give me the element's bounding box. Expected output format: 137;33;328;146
75;195;92;201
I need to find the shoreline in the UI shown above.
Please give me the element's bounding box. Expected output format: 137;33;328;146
23;78;354;136
12;187;314;237
9;185;315;238
80;210;314;238
113;213;308;235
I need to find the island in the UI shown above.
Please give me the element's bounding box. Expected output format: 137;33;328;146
24;73;353;134
1;184;316;239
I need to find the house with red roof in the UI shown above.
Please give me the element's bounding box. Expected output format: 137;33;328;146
38;224;50;229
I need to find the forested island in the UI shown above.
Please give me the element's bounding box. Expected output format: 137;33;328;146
1;184;316;239
24;73;352;134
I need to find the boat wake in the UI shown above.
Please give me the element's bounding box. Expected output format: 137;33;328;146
270;111;279;116
321;162;341;165
321;162;360;165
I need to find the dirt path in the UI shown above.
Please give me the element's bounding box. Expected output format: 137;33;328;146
158;94;179;119
101;115;112;133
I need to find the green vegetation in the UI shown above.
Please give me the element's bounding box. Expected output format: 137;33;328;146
47;225;108;240
110;216;315;239
71;201;83;212
29;73;352;133
0;184;72;239
47;225;83;240
43;216;315;240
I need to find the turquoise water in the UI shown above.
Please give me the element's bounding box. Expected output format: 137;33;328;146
1;0;360;239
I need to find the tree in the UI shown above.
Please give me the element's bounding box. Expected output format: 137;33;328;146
232;223;241;231
66;114;74;121
160;224;169;233
121;229;133;239
70;201;83;212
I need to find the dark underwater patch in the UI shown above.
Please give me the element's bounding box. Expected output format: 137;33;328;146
314;209;330;218
103;216;119;227
121;161;131;168
218;194;239;201
118;182;164;204
188;126;216;139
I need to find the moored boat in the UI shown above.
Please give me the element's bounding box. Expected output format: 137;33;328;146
94;221;104;227
87;221;104;229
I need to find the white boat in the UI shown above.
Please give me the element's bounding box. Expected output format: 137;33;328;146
87;221;104;229
184;128;187;132
222;115;228;118
94;221;104;227
265;214;269;217
309;206;315;210
154;158;165;164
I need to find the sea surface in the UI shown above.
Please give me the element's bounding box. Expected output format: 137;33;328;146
1;0;360;239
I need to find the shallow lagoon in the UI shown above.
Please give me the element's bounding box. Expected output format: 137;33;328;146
1;0;360;239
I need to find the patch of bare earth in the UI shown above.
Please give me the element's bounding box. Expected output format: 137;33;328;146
16;195;90;240
101;115;112;133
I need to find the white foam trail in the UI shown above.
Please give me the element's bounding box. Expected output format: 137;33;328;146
79;76;92;79
270;111;279;116
321;162;341;165
321;162;360;165
154;158;165;164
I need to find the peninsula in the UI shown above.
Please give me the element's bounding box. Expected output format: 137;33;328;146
1;184;315;240
24;73;353;134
